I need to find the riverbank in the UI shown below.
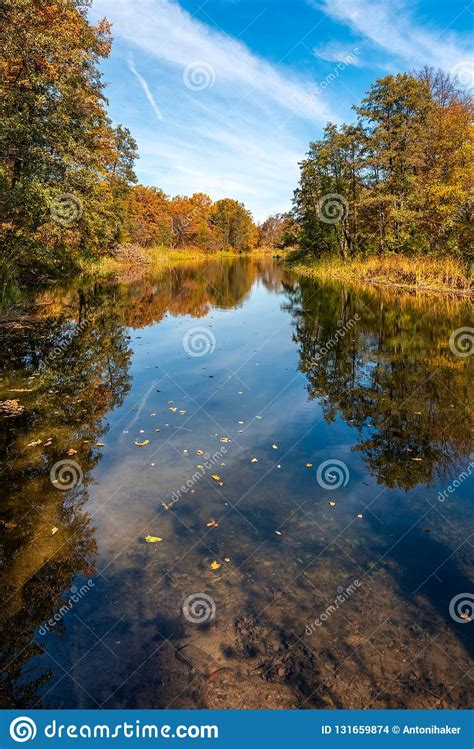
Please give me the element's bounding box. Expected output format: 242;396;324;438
288;253;473;297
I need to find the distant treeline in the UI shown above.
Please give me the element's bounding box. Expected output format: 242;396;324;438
0;0;257;288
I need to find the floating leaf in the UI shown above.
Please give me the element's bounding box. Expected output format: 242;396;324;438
135;439;150;447
306;463;312;468
169;407;177;412
67;448;77;456
251;457;258;463
96;441;106;447
210;561;221;570
275;530;282;536
207;520;218;528
211;474;221;481
27;439;42;447
328;501;336;507
220;437;231;443
196;449;204;455
51;527;58;535
272;444;278;449
145;535;162;543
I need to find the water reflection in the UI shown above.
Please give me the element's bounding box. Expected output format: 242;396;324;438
286;278;472;489
0;258;472;709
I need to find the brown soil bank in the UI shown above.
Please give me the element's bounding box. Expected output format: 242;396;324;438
290;254;473;298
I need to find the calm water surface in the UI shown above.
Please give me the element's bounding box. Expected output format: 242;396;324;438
1;257;472;709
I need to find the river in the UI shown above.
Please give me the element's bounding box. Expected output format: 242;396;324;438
0;256;472;709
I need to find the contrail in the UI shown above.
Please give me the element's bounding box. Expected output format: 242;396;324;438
128;55;163;121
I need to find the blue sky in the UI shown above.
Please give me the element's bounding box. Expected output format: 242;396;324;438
91;0;473;221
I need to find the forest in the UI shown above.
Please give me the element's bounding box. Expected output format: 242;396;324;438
0;0;472;295
292;69;473;261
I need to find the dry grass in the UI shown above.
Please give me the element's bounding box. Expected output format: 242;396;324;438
291;254;472;296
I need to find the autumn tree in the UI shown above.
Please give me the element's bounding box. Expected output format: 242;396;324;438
293;70;473;260
0;0;137;280
211;198;257;252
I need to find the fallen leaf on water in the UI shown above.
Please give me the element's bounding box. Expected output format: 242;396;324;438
272;444;278;449
328;501;336;507
251;457;258;463
67;448;77;456
206;669;223;683
220;437;231;443
210;561;221;570
27;439;42;447
211;474;221;481
196;450;204;455
96;441;106;447
145;535;162;543
135;439;150;447
51;527;58;535
207;520;218;528
460;613;471;621
161;501;171;511
306;463;313;468
169;407;177;412
275;530;282;536
155;429;161;433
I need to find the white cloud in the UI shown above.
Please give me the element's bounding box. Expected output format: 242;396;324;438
313;42;363;66
90;0;339;220
127;56;163;121
319;0;473;72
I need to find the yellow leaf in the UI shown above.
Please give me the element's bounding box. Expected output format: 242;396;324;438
328;501;336;507
211;474;221;481
220;437;231;443
145;535;162;543
207;519;218;528
210;561;221;570
306;463;312;468
135;439;150;447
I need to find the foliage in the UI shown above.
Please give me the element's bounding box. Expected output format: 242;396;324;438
125;189;258;253
0;0;141;280
293;69;473;261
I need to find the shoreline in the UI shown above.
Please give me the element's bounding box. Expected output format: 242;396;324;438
288;254;473;299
